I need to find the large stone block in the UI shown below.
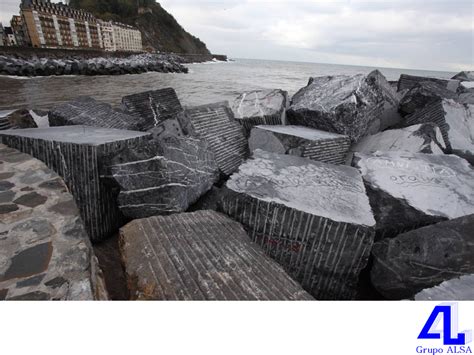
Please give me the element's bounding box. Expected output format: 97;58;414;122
405;99;474;164
119;210;313;300
369;69;403;129
121;88;184;131
249;125;351;165
49;96;143;131
0;126;150;242
415;275;474;301
231;89;288;136
350;124;446;157
452;71;474;82
0;109;38;131
459;90;474;105
371;215;474;300
219;149;376;300
399;81;458;117
184;102;249;175
102;135;219;219
0;144;107;300
353;151;474;239
287;70;399;143
398;74;460;92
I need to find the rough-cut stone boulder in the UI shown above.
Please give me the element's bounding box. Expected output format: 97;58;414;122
0;144;107;300
399;81;458;117
102;135;219;219
398;74;460;92
415;275;474;301
249;125;350;165
147;118;185;140
452;71;474;82
0;126;149;242
49;96;144;131
405;99;474;164
389;80;399;91
119;210;313;300
219;149;376;300
188;186;224;212
184;102;249;175
353;151;474;239
369;69;403;129
459;90;474;105
28;109;49;128
0;109;38;130
287;70;400;143
350;124;446;158
121;88;184;131
371;215;474;300
231;89;288;136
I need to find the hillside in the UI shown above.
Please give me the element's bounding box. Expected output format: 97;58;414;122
68;0;211;55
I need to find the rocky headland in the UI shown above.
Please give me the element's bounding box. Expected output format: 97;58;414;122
0;69;473;301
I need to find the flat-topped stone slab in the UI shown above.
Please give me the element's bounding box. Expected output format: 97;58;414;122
119;210;313;300
0;126;150;242
353;151;474;239
398;74;460;92
231;89;288;136
415;275;474;301
405;99;474;164
121;88;184;131
49;96;144;131
249;125;350;165
0;144;107;300
371;214;474;300
351;124;446;157
184;102;249;175
220;149;375;300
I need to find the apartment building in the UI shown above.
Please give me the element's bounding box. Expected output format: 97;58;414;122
4;27;18;46
11;15;26;47
20;0;102;49
98;20;143;52
0;24;5;46
97;20;114;51
111;22;142;52
9;1;143;52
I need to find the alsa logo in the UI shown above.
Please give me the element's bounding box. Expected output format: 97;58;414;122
416;303;472;354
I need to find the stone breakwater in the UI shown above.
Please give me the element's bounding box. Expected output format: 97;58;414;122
0;53;188;77
0;70;473;301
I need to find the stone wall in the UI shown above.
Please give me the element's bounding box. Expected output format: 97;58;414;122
0;144;107;300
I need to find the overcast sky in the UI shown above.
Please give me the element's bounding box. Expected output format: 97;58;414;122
1;0;472;71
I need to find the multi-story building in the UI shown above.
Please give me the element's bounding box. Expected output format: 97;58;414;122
112;22;142;52
0;24;5;46
20;0;102;49
99;20;143;52
11;0;142;52
97;20;114;51
11;16;26;47
4;27;18;46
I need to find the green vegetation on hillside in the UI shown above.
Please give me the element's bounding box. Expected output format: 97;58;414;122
69;0;211;55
